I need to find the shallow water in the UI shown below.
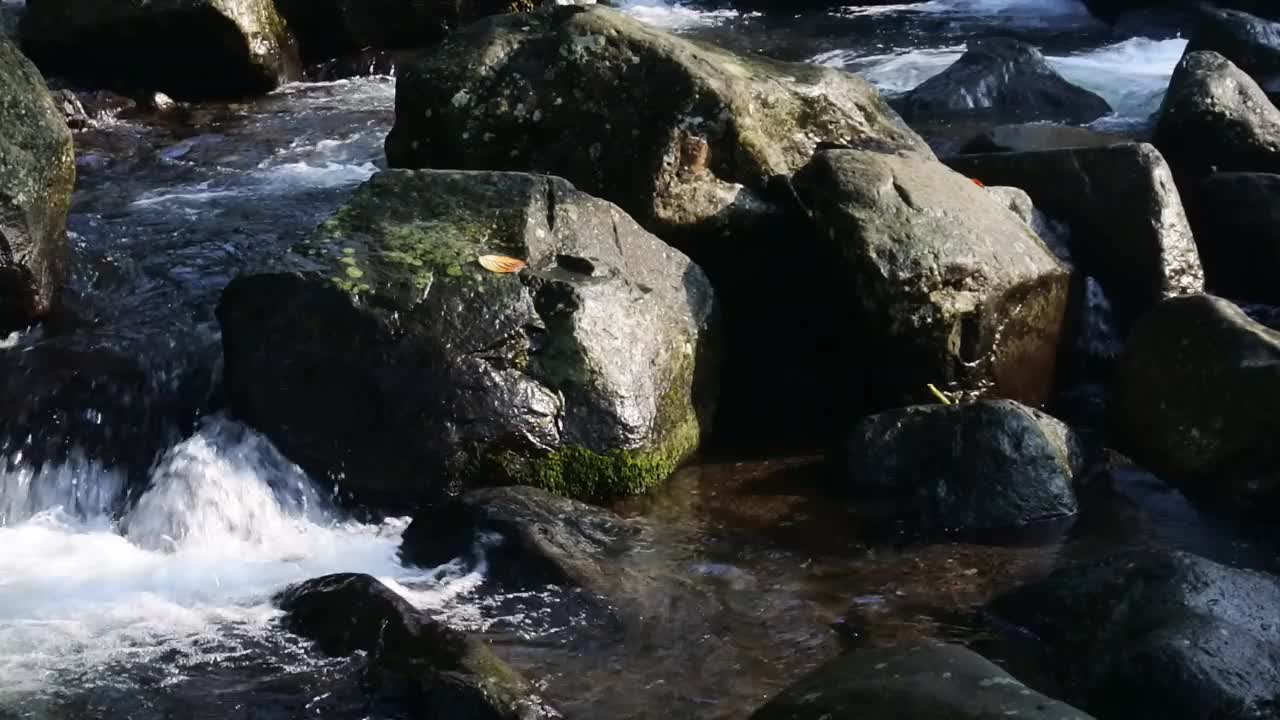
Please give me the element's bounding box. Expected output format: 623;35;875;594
0;1;1257;718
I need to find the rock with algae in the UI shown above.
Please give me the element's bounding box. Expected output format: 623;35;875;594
217;169;719;509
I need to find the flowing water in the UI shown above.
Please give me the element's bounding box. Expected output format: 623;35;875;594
0;1;1255;718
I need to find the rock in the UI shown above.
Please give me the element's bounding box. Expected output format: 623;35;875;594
843;400;1086;534
750;642;1094;720
218;169;719;508
0;339;219;504
893;38;1113;126
401;486;646;597
990;549;1280;720
1188;6;1280;87
1152;51;1280;181
19;0;301;99
0;36;74;333
1192;172;1280;303
793;148;1070;409
385;5;927;242
983;185;1071;259
275;573;554;719
948;143;1203;333
957;123;1127;154
385;5;924;438
274;0;520;64
1109;294;1280;509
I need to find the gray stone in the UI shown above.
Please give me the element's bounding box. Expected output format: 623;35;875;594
1192;171;1280;304
751;642;1094;720
1109;293;1280;508
0;35;74;332
845;399;1085;533
948;143;1203;332
218;169;719;508
794;148;1070;408
20;0;301;99
1152;50;1280;180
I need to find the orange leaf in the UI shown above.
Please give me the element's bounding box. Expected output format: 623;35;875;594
477;255;527;273
971;177;985;187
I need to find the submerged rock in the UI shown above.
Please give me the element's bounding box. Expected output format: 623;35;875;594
1152;50;1280;180
957;123;1126;154
751;642;1094;720
19;0;301;99
1193;171;1280;303
948;143;1203;333
0;36;74;333
276;573;554;719
794;148;1069;409
218;170;719;508
844;400;1086;534
401;486;647;599
991;549;1280;720
385;5;927;242
894;38;1112;126
1110;294;1280;509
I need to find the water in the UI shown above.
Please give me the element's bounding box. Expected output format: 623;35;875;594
0;1;1258;718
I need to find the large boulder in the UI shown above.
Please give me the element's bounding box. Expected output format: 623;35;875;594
1110;294;1280;509
386;5;925;437
385;5;927;242
0;36;74;332
991;549;1280;720
1192;172;1280;303
218;170;719;508
793;148;1070;409
948;144;1203;333
1187;6;1280;87
19;0;301;99
1152;50;1280;181
275;573;554;719
843;400;1086;535
750;642;1094;720
893;38;1113;127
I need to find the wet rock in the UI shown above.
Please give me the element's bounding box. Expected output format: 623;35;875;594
794;148;1069;409
1110;293;1280;509
750;641;1094;720
948;143;1203;333
0;338;220;512
0;36;74;333
893;38;1112;127
1192;172;1280;303
385;5;927;242
1152;51;1280;181
385;5;923;438
843;400;1086;534
1188;6;1280;87
991;549;1280;720
957;123;1127;154
275;573;555;719
218;169;719;508
401;486;646;595
19;0;301;99
983;185;1071;259
305;48;414;81
275;0;521;64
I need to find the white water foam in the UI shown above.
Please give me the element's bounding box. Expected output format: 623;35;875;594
0;416;473;698
820;36;1187;123
615;0;746;29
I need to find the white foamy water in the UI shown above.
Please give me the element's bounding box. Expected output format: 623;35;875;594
0;416;472;698
822;36;1187;123
616;0;745;29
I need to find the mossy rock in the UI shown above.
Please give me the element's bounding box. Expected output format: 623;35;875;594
19;0;300;99
218;169;720;509
385;5;927;242
0;35;74;332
